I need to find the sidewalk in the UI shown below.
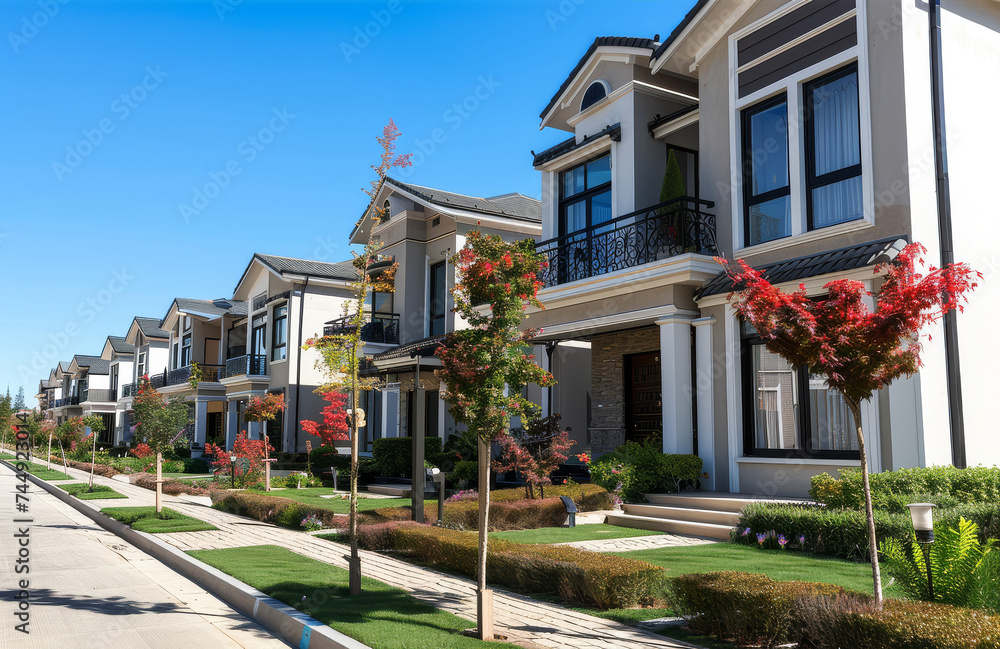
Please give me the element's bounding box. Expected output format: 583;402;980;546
25;458;700;649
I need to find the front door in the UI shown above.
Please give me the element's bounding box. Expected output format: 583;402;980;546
624;351;662;446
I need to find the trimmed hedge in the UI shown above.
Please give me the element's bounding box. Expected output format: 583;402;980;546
372;437;443;478
492;483;612;511
356;523;666;609
443;497;566;531
811;465;1000;512
590;440;701;502
211;491;349;530
670;571;1000;649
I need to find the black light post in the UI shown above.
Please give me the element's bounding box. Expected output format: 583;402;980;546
908;503;937;601
229;453;237;489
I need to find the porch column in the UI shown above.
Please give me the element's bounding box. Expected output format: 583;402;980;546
193;397;208;456
657;307;696;455
693;316;716;490
412;362;426;523
226;399;238;448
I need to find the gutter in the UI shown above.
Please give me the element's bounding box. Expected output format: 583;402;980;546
929;0;966;468
294;277;309;453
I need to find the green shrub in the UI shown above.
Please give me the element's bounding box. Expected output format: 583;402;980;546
211;491;349;529
372;437;442;478
811;466;1000;511
183;457;209;473
442;497;566;531
492;483;612;511
308;446;341;477
449;460;478;489
590;440;701;502
354;523;666;609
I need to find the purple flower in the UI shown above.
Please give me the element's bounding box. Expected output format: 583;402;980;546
777;534;788;549
756;533;767;546
798;534;806;546
741;527;751;537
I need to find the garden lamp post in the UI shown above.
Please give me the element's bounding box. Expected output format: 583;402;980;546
229;453;237;489
907;502;936;601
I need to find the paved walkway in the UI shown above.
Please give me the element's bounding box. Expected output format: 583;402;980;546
561;534;716;553
16;457;700;649
0;462;290;649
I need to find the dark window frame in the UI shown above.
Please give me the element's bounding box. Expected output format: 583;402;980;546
271;303;288;361
428;261;446;336
558;152;612;238
741;92;791;246
803;62;863;231
180;333;192;367
740;325;860;460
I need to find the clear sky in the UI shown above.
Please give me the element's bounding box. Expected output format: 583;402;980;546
0;0;694;405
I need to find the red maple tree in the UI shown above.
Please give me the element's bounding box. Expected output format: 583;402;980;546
494;414;575;500
300;389;349;447
719;242;979;605
204;431;273;487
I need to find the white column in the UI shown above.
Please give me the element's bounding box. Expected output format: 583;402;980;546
657;307;696;455
193;398;208;455
226;399;238;448
693;316;716;491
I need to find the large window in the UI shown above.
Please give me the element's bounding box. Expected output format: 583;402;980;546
272;304;287;361
804;64;862;229
742;321;859;457
742;94;790;246
180;333;192;367
137;351;147;379
559;154;612;236
429;262;446;336
366;291;394;315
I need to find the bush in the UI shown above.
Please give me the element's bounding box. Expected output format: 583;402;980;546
590;440;701;502
372;437;443;478
443;497;567;531
134;474;211;497
449;460;478;489
356;523;666;609
492;483;612;511
211;491;349;529
811;466;1000;511
183;457;209;474
309;446;341;477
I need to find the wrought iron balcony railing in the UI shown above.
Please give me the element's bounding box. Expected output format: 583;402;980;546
120;382;137;398
225;354;267;378
323;312;400;345
534;197;717;288
166;364;225;386
149;372;166;389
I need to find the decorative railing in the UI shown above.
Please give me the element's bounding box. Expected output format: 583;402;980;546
166;364;225;386
534;197;718;288
323;312;400;345
82;388;115;403
227;345;246;360
225;354;267;378
121;382;137;398
149;372;166;389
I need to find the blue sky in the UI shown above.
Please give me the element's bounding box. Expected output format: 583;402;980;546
0;0;693;403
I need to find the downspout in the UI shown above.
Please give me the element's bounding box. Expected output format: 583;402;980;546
929;0;966;468
293;278;309;453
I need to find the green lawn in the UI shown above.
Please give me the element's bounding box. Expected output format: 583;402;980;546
188;545;508;648
58;483;127;500
101;507;217;533
10;460;73;481
490;524;662;544
615;542;898;597
260;488;410;514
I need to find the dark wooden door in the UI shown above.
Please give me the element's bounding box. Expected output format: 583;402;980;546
625;352;662;446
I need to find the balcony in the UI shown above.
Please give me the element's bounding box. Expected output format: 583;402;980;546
225;354;267;378
120;382;137;398
166;364;225;386
535;197;718;288
323;312;400;345
81;388;115;403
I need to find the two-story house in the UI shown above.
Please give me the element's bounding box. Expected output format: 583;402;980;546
530;0;998;498
66;354;115;443
115;316;171;445
101;335;135;445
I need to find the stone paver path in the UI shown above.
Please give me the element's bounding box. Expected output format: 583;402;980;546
560;534;715;553
17;456;701;649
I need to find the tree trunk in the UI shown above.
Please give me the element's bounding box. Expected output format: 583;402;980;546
477;437;493;640
155;451;163;514
89;431;97;490
47;432;52;470
846;397;883;606
349;381;361;596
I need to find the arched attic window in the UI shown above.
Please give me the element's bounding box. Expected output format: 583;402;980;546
380;199;391;222
581;80;611;111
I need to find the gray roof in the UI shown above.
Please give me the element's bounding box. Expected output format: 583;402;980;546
72;355;110;375
540;37;656;120
697;236;910;298
533;123;622;167
371;335;446;362
385;177;541;221
135;317;169;339
255;254;357;281
108;336;135;354
172;297;247;320
650;0;712;64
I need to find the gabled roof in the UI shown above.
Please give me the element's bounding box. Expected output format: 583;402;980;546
532;123;622;167
135;316;169;340
69;354;110;376
108;336;134;355
371;335;446;362
696;236;910;298
56;361;72;374
167;297;247;323
384;177;542;221
539;36;656;121
650;0;712;64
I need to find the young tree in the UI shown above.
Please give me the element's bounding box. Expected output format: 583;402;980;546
494;414;574;499
306;119;410;595
13;386;26;411
435;231;553;640
132;376;191;512
243;393;287;490
719;242;979;606
205;431;272;487
0;390;12;452
300;389;350;447
81;414;105;489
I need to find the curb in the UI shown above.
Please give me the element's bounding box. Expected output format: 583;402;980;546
4;459;370;649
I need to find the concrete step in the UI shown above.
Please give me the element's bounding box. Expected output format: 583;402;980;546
642;491;809;513
605;512;733;540
623;503;741;527
366;484;435;498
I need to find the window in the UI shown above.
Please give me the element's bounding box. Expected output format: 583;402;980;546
183;315;192;331
272;304;287;361
804;64;862;229
581;80;609;111
741;321;859;457
180;334;192;367
559;154;612;236
742;94;790;245
381;199;391;223
428;262;446;336
366;291;394;315
137;351;147;379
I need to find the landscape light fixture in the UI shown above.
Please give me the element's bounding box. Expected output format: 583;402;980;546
229;453;238;489
907;502;936;601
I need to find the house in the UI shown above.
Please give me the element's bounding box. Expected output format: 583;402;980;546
37;367;61;418
46;360;80;424
350;177;542;453
115;316;171;445
528;0;999;497
102;335;135;445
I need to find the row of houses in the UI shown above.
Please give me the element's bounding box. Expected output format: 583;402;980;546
36;0;999;497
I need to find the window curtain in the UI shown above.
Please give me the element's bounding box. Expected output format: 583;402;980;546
811;73;862;227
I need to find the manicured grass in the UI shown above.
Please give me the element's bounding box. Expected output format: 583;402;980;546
9;460;73;481
188;545;508;648
490;523;662;544
58;483;127;500
261;487;410;514
101;506;217;533
614;542;900;597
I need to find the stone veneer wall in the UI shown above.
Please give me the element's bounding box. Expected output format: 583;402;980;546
589;326;661;455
